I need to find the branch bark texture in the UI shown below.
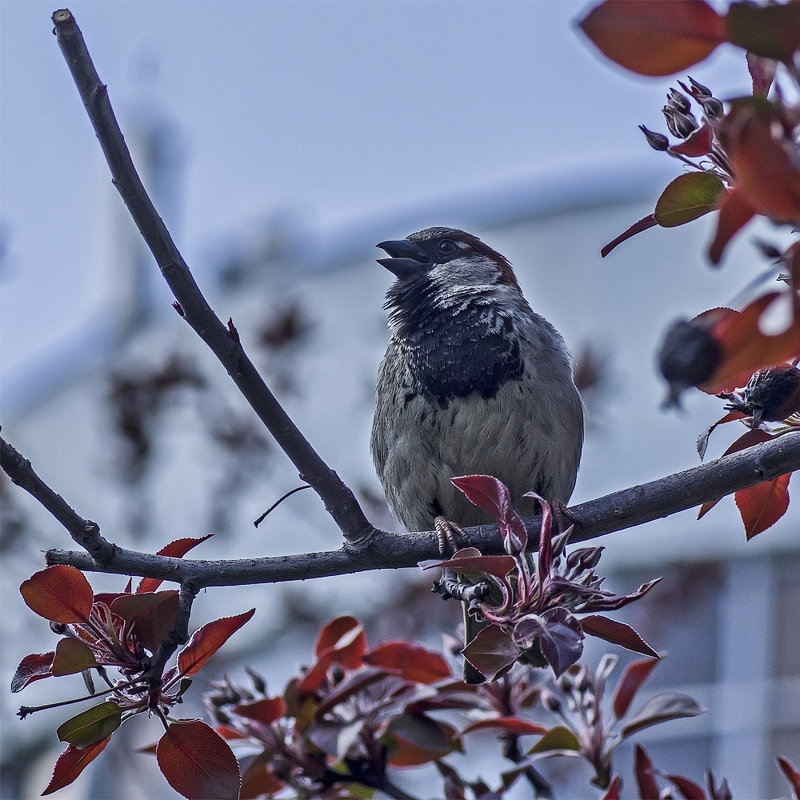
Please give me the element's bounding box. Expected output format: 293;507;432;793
2;431;794;586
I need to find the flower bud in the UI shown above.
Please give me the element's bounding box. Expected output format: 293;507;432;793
667;88;691;114
700;95;724;119
639;125;670;151
663;106;698;139
726;365;800;423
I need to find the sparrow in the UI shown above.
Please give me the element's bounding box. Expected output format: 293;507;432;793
371;227;584;682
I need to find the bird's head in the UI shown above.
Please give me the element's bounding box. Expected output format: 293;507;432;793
376;227;521;294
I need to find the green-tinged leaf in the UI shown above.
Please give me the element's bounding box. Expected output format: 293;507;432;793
11;652;55;692
157;720;241;800
578;0;726;77
20;565;94;623
462;624;519;682
43;737;111;795
56;702;122;748
654;172;724;228
52;638;98;676
385;714;459;766
621;693;706;740
111;591;180;653
527;725;581;755
177;609;255;678
726;2;800;63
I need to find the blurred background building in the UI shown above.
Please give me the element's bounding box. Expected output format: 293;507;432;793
1;2;797;798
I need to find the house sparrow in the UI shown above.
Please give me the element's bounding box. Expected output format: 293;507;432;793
371;227;584;682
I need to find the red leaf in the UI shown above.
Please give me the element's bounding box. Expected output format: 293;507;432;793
426;549;516;578
43;737;111;795
669;121;713;157
777;755;800;799
11;652;55;692
20;565;94;623
240;753;284;800
461;717;547;736
735;472;791;538
634;745;661;799
231;696;286;725
111;592;180;653
747;52;776;96
708;186;756;264
578;0;725;77
696;410;747;460
722;99;800;224
580;615;660;659
602;775;621;800
702;293;800;393
177;609;255;677
363;641;453;684
157;720;241;800
137;535;214;594
654;172;724;228
452;474;527;555
51;637;98;676
314;615;367;664
612;657;661;720
602;214;658;257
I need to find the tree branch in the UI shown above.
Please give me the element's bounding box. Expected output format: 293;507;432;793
50;8;373;545
3;431;796;585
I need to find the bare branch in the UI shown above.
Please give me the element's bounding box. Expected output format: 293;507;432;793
0;431;789;585
50;9;373;545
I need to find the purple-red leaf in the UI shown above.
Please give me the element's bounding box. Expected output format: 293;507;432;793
462;624;519;682
178;609;255;678
461;717;547;737
232;696;287;725
667;773;708;799
602;214;658;257
777;755;800;799
51;637;99;676
612;657;662;720
580;615;660;659
43;737;111;795
634;745;661;800
11;652;55;692
20;566;94;623
514;609;584;678
452;475;527;556
725;2;800;64
157;719;241;800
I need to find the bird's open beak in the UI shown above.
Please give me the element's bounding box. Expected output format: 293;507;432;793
376;239;429;279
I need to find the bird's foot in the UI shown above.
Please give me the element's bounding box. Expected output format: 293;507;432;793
433;515;466;556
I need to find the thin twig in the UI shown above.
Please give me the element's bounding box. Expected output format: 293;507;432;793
50;9;373;546
0;430;793;585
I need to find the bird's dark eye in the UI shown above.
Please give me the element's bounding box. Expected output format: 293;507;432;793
438;239;456;254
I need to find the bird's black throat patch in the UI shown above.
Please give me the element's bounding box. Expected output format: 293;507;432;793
386;276;524;407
